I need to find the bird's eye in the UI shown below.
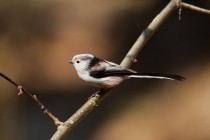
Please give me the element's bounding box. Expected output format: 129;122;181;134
76;61;80;63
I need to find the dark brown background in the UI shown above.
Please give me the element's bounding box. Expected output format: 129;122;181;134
0;0;210;139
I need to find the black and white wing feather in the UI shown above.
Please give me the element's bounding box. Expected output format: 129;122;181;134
89;56;185;81
89;58;136;78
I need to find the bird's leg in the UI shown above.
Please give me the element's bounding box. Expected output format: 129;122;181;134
88;88;104;99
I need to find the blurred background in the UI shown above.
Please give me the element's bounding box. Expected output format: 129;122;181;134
0;0;210;139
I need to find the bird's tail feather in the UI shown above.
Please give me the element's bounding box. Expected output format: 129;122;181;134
129;73;185;81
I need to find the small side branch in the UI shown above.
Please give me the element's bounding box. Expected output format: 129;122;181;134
181;2;210;15
0;73;62;126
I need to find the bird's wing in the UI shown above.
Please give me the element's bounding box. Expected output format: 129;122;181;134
89;59;185;81
90;59;136;78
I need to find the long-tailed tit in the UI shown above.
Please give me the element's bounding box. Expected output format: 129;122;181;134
69;54;185;89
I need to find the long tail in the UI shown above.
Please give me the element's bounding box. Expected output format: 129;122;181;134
129;73;185;81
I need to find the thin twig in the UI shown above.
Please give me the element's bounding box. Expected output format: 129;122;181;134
50;0;181;139
179;1;182;20
181;2;210;15
0;73;63;126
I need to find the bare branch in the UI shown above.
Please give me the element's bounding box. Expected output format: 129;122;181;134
181;2;210;15
120;0;180;68
50;0;181;139
0;73;63;126
51;89;111;139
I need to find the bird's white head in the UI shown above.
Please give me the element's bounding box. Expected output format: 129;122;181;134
69;54;95;72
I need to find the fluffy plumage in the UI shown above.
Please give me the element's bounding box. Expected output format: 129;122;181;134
69;54;185;88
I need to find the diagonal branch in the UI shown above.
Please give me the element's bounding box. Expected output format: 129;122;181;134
181;2;210;15
50;0;182;139
0;73;63;126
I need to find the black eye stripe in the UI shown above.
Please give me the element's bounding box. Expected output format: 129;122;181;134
81;55;92;61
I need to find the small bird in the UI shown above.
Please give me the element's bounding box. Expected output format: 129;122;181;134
69;54;185;89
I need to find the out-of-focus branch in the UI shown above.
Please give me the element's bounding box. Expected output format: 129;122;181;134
0;73;63;126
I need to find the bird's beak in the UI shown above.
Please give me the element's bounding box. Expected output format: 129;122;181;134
69;61;73;64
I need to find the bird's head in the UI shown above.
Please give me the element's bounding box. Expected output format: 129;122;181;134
69;54;95;72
